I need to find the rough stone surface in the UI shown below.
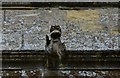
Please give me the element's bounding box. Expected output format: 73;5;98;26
1;7;120;50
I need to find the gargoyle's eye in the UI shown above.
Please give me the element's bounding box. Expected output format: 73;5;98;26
56;26;60;29
52;26;55;29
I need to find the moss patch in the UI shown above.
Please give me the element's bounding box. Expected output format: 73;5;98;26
67;10;100;21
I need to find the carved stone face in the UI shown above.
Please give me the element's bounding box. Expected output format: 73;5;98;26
50;25;61;39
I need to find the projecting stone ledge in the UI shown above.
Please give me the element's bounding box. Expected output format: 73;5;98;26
1;0;119;2
2;50;120;69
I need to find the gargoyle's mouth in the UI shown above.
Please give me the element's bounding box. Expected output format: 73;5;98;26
50;30;61;38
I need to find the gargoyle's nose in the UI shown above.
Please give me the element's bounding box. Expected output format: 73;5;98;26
50;30;61;38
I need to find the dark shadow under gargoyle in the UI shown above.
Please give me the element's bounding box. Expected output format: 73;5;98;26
45;25;66;69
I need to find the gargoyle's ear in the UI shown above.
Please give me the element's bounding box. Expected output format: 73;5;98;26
46;35;50;46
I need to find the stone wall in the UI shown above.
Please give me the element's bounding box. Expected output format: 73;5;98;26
1;7;119;50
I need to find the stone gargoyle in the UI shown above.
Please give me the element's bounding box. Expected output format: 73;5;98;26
45;25;66;68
